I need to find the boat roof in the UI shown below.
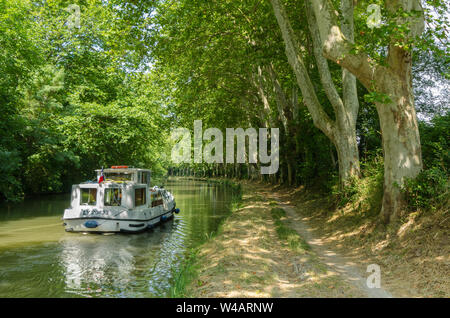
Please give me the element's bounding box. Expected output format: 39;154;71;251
95;168;151;173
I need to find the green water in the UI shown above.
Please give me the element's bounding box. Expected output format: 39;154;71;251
0;178;237;297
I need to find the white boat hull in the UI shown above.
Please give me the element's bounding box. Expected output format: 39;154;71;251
63;210;175;233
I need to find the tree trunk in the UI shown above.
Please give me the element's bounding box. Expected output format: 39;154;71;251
336;0;361;185
334;114;361;185
287;160;293;186
376;62;422;222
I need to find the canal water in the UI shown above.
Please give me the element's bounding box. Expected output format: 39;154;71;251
0;178;238;297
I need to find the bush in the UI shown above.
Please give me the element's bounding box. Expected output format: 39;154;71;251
403;113;450;211
330;152;384;214
0;149;24;202
420;113;449;172
403;167;449;211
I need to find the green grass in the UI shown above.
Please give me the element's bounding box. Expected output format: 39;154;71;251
270;207;286;219
270;207;310;252
167;248;199;297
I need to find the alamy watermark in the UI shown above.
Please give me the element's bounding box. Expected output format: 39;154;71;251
367;4;382;29
65;4;81;29
292;262;382;289
171;120;279;174
366;264;381;288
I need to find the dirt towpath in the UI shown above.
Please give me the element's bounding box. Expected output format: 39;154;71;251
279;203;392;297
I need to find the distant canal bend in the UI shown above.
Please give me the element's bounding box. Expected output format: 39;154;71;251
0;179;238;297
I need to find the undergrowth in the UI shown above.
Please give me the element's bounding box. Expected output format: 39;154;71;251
331;153;384;221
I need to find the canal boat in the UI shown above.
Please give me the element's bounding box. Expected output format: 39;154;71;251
62;166;179;233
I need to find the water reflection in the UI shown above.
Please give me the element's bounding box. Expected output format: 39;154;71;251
0;179;236;297
58;219;188;297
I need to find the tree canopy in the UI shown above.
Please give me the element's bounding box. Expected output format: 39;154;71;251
0;0;448;222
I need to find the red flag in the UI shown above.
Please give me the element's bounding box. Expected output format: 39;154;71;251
98;167;105;183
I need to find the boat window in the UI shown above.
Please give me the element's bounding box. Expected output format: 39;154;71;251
135;188;146;207
151;192;163;207
104;173;132;182
80;188;97;205
140;172;150;184
104;188;122;206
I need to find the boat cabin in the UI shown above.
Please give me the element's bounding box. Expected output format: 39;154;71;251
95;166;151;185
68;167;158;211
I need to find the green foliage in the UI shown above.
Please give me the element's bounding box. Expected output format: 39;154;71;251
168;180;242;297
0;0;448;214
413;50;449;117
420;113;450;171
403;114;450;211
363;91;392;104
353;0;449;65
332;176;360;207
0;149;23;202
403;167;448;210
0;0;170;200
167;248;199;298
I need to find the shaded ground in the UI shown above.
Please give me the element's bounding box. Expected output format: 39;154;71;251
187;181;385;297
